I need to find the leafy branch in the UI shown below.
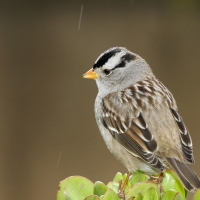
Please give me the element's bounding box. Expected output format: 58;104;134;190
57;170;200;200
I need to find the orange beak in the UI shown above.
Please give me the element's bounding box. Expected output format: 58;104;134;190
82;68;98;80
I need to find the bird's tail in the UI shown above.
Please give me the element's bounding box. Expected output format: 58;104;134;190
166;157;200;192
165;157;200;192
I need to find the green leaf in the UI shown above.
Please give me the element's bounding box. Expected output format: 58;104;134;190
126;182;160;199
113;172;123;183
103;189;120;200
134;192;143;200
107;182;119;194
93;181;107;196
194;189;200;200
143;187;159;200
161;170;185;200
84;195;100;200
122;173;131;192
57;176;94;200
123;173;128;182
184;189;188;198
161;189;182;200
127;197;135;200
113;172;130;193
57;191;71;200
173;193;182;200
129;170;148;186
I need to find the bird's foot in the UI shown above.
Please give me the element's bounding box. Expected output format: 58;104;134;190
149;173;163;183
149;173;164;193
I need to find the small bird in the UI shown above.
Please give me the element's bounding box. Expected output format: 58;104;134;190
83;47;200;192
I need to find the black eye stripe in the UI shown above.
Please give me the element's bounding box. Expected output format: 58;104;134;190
114;59;126;69
113;53;136;70
93;48;121;69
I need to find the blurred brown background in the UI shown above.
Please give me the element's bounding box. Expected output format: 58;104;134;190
1;1;200;200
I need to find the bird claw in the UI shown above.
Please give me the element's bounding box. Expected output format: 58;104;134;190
148;173;164;193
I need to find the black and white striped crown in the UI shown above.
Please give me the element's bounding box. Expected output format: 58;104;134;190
93;47;136;70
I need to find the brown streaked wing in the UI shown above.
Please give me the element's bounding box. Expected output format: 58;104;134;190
170;108;194;163
101;98;164;172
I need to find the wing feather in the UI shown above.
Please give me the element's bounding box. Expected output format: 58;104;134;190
171;109;194;163
101;97;164;172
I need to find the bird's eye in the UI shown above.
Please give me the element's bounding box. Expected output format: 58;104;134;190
103;69;111;76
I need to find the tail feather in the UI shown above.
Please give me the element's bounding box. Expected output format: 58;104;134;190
166;157;200;192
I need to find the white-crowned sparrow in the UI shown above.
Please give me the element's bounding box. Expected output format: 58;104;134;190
83;47;200;192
